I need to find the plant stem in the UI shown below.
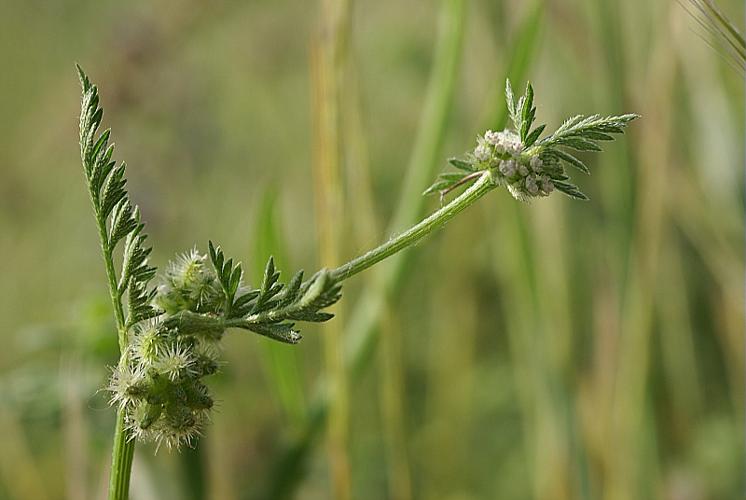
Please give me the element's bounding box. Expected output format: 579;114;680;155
109;409;135;500
330;171;496;283
95;219;127;351
226;173;495;340
90;203;135;498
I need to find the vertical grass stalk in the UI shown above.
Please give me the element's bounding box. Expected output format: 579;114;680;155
312;0;352;496
263;2;467;493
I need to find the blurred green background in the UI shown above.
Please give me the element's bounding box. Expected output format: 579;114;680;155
0;0;744;499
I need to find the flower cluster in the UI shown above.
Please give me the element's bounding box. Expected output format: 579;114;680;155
109;251;223;450
472;129;555;201
425;79;637;203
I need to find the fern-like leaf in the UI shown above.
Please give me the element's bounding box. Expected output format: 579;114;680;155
77;65;159;331
205;243;344;343
539;114;638;151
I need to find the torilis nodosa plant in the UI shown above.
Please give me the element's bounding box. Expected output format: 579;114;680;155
76;65;637;499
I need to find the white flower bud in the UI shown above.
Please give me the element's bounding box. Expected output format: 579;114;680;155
483;129;522;156
518;163;529;177
525;176;539;196
484;130;500;145
530;156;543;172
474;142;491;162
541;176;554;194
499;159;517;177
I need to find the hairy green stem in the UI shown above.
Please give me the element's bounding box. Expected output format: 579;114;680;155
223;172;494;335
89;183;134;499
330;171;495;282
225;175;495;333
95;221;127;351
109;409;135;500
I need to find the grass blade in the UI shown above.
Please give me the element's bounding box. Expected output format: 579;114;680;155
253;189;307;425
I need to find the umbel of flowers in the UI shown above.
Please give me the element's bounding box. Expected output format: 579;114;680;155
425;80;638;203
472;129;555;201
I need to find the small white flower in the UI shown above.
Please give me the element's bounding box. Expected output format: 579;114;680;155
483;130;499;145
518;163;529;177
502;131;523;155
474;142;491;162
484;129;522;156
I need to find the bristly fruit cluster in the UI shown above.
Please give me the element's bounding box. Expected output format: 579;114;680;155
425;79;638;201
78;66;342;449
107;244;342;449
